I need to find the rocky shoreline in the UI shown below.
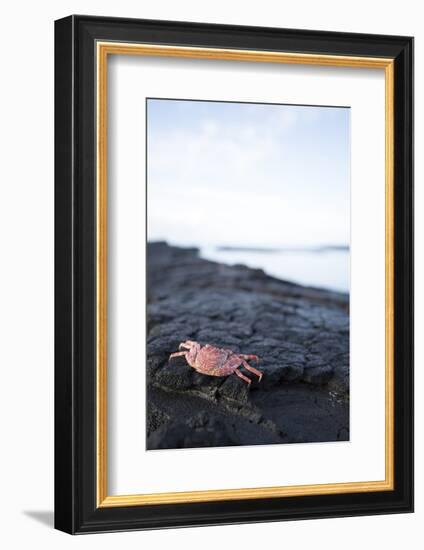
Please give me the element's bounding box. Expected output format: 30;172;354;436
147;242;349;450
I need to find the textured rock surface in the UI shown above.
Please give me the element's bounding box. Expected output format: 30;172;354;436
146;242;349;450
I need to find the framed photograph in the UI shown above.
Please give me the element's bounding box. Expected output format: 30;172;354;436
54;15;413;533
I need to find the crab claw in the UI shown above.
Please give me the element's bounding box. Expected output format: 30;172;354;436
179;340;197;350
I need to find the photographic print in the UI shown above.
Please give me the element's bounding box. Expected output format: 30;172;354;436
146;98;350;451
55;17;413;532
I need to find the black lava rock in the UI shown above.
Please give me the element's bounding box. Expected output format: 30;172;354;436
148;412;238;449
146;242;349;449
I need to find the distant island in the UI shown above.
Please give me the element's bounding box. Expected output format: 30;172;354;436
216;244;349;253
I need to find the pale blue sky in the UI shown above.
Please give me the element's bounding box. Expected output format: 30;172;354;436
147;99;350;248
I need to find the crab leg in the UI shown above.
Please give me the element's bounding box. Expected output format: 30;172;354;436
169;351;188;360
179;341;196;350
241;360;262;381
238;354;259;363
234;368;252;385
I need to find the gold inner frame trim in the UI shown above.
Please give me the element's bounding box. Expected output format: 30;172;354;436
96;41;395;508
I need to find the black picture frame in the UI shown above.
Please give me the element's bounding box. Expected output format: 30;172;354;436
55;14;414;534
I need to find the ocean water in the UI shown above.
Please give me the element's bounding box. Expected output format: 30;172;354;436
200;246;349;294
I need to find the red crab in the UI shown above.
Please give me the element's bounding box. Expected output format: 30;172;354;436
169;340;262;385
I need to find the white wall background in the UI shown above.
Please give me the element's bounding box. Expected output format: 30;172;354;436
0;0;420;548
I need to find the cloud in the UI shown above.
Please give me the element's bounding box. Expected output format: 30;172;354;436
147;101;350;247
